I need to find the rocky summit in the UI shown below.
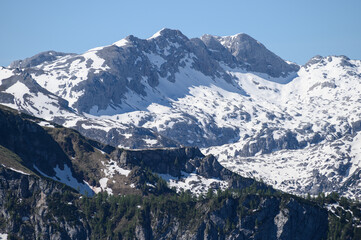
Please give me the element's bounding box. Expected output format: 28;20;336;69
0;28;361;239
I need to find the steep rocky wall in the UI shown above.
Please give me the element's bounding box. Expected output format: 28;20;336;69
134;195;328;240
0;167;89;240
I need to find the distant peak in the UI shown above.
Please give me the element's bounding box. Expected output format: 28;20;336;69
305;55;354;68
222;33;260;44
148;28;188;41
148;28;168;39
113;38;130;47
201;32;299;77
202;32;249;40
111;34;142;48
199;34;218;41
222;32;247;38
201;33;262;48
9;51;73;69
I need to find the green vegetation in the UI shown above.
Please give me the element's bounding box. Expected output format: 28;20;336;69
2;190;36;239
73;183;283;239
318;193;361;240
5;163;355;240
46;127;106;186
75;188;361;240
46;190;82;224
0;145;35;176
298;191;361;240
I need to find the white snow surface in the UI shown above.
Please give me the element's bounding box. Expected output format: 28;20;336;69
148;28;166;40
202;56;361;198
102;159;131;177
27;47;109;108
158;171;228;196
33;164;94;196
206;134;360;197
0;67;13;83
99;159;132;195
1;164;30;175
0;233;7;240
37;121;55;128
113;38;129;47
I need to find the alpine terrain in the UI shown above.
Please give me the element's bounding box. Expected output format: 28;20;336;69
0;28;361;239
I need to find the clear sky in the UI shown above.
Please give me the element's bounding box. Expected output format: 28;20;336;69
1;0;360;66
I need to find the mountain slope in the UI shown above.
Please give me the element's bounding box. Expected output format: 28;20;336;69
0;67;179;149
1;29;361;200
0;103;332;239
204;55;361;198
0;104;258;196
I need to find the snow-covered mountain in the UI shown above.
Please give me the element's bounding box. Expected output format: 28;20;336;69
203;55;361;198
0;67;178;149
1;28;361;199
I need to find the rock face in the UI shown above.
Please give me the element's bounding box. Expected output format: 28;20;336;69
65;28;235;114
111;146;262;194
0;167;90;240
0;166;329;240
0;104;72;177
9;51;74;68
201;33;300;78
134;195;328;240
115;147;204;175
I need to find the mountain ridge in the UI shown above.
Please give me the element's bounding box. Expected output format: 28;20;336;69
1;28;361;200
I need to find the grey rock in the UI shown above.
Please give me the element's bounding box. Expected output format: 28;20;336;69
203;33;300;78
69;28;238;114
9;51;74;68
0;167;90;240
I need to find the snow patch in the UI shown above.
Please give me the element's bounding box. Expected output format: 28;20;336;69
158;171;228;196
99;159;132;195
144;138;158;146
37;121;55;128
144;52;166;68
113;38;129;47
148;28;166;40
0;67;14;83
33;164;94;196
1;164;30;175
103;159;131;177
0;233;8;240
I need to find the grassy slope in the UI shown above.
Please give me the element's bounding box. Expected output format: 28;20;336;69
0;145;35;176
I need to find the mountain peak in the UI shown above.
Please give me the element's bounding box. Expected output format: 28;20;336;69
304;55;356;69
203;32;299;77
9;51;74;69
113;38;131;47
148;28;188;41
201;33;254;44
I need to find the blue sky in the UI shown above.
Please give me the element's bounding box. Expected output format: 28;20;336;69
1;0;360;66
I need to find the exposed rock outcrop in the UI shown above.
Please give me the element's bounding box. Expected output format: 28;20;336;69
0;167;90;240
